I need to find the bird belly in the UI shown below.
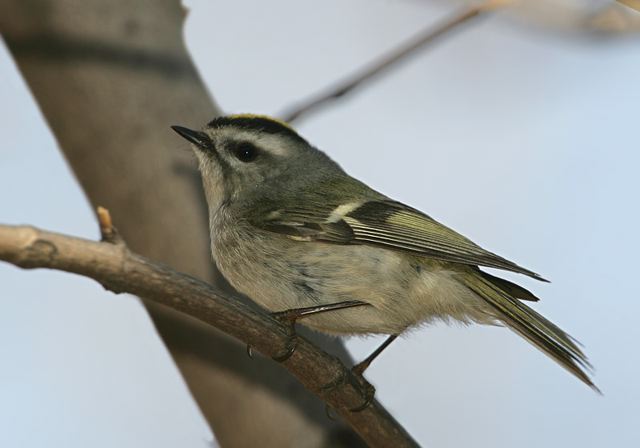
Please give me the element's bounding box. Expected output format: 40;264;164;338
212;227;493;335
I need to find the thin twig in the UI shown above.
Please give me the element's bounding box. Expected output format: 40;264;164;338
97;206;124;245
279;0;509;123
0;222;418;448
617;0;640;13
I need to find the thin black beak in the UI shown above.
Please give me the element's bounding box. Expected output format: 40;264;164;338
171;125;210;148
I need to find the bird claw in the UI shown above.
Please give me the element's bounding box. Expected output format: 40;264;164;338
325;404;338;421
320;366;375;414
349;381;375;412
270;311;298;362
320;368;347;392
271;335;297;362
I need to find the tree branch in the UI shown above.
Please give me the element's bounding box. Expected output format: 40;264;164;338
279;0;509;123
0;222;418;448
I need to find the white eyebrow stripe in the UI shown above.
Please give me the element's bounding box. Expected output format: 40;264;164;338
327;201;364;223
255;133;290;156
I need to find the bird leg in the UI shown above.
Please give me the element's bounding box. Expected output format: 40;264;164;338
269;300;369;362
323;334;399;413
352;334;398;376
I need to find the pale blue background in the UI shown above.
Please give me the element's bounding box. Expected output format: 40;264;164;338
1;1;638;446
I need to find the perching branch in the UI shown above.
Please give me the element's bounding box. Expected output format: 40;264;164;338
0;213;418;448
279;0;509;123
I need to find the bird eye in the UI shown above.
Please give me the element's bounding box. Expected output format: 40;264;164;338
231;142;259;163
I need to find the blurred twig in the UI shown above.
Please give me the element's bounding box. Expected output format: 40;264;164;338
0;219;418;448
617;0;640;13
279;0;509;123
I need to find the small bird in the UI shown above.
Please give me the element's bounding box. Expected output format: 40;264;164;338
172;114;596;403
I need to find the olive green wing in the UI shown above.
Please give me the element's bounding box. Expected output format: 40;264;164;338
252;199;547;281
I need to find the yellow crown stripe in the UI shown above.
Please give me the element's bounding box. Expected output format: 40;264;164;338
227;114;294;131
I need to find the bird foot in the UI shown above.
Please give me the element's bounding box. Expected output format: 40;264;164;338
267;301;369;362
321;366;376;413
270;310;299;362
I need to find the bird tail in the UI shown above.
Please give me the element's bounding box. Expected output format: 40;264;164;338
463;271;598;392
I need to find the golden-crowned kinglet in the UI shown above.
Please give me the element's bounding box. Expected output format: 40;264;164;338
172;114;596;396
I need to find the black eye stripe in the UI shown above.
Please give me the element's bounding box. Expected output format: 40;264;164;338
231;142;259;163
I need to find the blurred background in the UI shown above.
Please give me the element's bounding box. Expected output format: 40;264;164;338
1;0;639;447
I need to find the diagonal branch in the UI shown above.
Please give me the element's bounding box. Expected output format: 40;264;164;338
279;0;509;123
0;221;418;448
